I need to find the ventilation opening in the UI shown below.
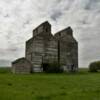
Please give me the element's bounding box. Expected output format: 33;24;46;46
46;28;48;32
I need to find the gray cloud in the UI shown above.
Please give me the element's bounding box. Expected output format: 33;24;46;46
50;10;63;21
84;0;100;10
0;0;100;67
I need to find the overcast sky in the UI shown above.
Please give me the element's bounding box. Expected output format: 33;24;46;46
0;0;100;67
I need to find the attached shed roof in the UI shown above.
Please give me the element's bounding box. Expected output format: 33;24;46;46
12;57;30;64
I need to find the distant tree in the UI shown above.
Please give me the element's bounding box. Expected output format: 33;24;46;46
89;61;100;72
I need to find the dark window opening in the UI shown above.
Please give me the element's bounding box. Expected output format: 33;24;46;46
46;28;48;32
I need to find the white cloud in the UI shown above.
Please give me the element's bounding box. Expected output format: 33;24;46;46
0;0;100;67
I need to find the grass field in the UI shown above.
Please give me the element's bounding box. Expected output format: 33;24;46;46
0;68;100;100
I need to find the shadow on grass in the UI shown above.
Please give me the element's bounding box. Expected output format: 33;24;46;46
35;95;52;100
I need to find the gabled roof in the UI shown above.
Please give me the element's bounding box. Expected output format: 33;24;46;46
12;57;26;64
33;21;51;32
54;26;73;37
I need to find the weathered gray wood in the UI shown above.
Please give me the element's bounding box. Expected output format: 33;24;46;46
12;21;78;73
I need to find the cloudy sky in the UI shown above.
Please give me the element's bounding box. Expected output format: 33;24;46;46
0;0;100;67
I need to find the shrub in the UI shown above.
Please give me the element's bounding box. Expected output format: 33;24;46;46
41;62;63;73
89;61;100;72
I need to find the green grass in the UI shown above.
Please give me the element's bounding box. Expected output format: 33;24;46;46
0;67;100;100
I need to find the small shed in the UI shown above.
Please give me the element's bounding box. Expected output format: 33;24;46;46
12;57;32;74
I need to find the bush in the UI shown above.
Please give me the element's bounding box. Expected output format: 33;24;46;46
41;62;63;73
89;61;100;72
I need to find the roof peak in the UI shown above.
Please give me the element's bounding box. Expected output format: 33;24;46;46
39;21;51;26
55;26;73;35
